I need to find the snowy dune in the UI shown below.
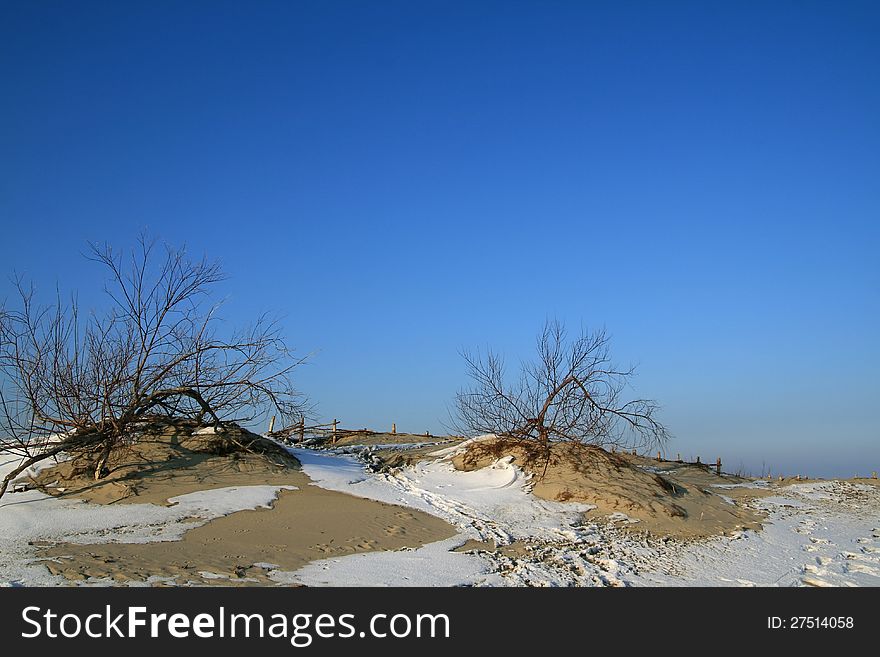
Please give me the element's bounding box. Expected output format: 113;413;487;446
1;447;878;587
285;447;880;587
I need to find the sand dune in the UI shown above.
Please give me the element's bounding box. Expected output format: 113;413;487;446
5;427;877;587
449;438;765;538
9;424;456;586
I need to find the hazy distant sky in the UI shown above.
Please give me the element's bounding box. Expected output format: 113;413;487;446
1;1;877;477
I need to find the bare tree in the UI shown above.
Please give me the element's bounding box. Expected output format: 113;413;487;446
453;320;669;462
0;235;307;498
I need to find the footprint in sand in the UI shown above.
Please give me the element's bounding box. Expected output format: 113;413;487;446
794;520;818;535
801;575;834;587
595;571;625;587
800;536;832;554
844;562;880;577
384;525;407;537
345;537;378;550
800;563;836;587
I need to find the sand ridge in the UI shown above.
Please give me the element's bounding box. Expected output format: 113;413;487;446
450;438;766;538
24;423;458;585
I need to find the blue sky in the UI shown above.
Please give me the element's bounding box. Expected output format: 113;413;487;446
1;1;877;477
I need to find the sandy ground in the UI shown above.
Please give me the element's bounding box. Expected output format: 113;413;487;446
36;485;455;585
451;439;765;538
28;434;299;506
5;428;877;587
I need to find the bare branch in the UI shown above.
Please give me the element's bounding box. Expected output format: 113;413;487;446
452;319;670;462
1;236;307;496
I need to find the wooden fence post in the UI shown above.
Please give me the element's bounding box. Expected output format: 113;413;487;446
332;419;338;444
391;423;396;435
298;415;305;443
656;452;662;461
268;415;276;434
715;457;721;476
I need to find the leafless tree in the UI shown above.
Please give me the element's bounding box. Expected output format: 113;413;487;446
0;235;307;498
453;320;669;463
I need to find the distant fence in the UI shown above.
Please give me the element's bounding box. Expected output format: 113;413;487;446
266;422;878;480
611;446;724;476
266;417;440;445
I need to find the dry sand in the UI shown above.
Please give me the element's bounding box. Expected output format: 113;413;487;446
451;439;766;538
28;425;300;506
22;424;872;584
36;486;455;585
26;423;457;585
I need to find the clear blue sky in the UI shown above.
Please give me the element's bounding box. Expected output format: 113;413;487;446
1;1;877;477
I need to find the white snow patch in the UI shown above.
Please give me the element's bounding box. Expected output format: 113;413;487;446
427;434;497;459
275;446;599;585
633;481;880;587
5;443;879;588
273;536;493;587
0;455;296;586
287;447;880;587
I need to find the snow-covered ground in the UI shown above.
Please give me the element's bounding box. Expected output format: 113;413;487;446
277;447;596;586
638;482;880;587
1;447;878;587
283;447;880;587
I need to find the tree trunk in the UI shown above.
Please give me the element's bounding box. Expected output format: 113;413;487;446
537;426;552;478
93;438;114;481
